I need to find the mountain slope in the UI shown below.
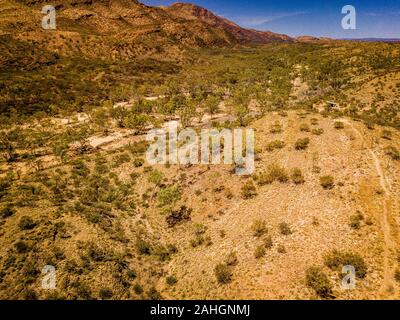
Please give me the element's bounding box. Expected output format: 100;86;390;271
4;0;292;52
164;2;293;44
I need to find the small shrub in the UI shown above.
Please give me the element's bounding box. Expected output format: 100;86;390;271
241;180;257;199
269;164;289;182
23;289;38;300
135;238;151;255
279;222;292;235
312;217;320;226
86;242;113;262
0;174;12;197
394;270;400;283
265;140;285;152
349;213;363;230
225;189;233;199
133;283;144;295
0;203;15;218
385;146;400;160
128;140;150;155
99;288;113;300
18;216;36;230
127;269;137;279
71;160;90;178
166;275;178;286
295;138;310;150
53;247;65;260
312;165;321;174
256;171;274;185
147;287;162;300
226;251;238;266
64;260;81;274
193;223;207;236
257;164;288;185
365;217;373;226
270;122;283;134
167;244;178;254
312;128;324;135
215;263;232;284
277;244;286;254
147;170;164;186
305;267;333;298
15;240;29;253
264;235;273;249
152;245;173;261
324;250;367;278
157;186;181;207
291;168;305;184
204;235;213;246
252;219;267;237
133;158;144;167
166;206;192;228
300;124;310;132
320;175;334;189
190;235;205;248
381;129;392;140
364;120;374;130
254;245;266;259
334;121;344;129
113;153;131;167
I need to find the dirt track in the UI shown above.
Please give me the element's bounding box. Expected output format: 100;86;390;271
343;118;398;299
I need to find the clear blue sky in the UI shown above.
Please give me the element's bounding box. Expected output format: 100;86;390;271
142;0;400;38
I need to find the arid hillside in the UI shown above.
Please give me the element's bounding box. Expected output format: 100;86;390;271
0;103;399;300
1;43;400;300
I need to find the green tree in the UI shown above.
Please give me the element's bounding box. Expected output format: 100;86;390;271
205;95;220;120
75;127;92;154
124;114;149;133
0;132;16;162
110;84;134;102
178;100;196;128
256;92;271;114
52;140;69;164
232;87;250;126
91;106;110;135
111;107;128;128
235;104;249;127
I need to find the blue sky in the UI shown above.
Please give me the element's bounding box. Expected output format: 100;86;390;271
142;0;400;38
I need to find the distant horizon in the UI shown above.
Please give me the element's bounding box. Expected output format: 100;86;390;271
340;37;400;40
142;0;400;39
